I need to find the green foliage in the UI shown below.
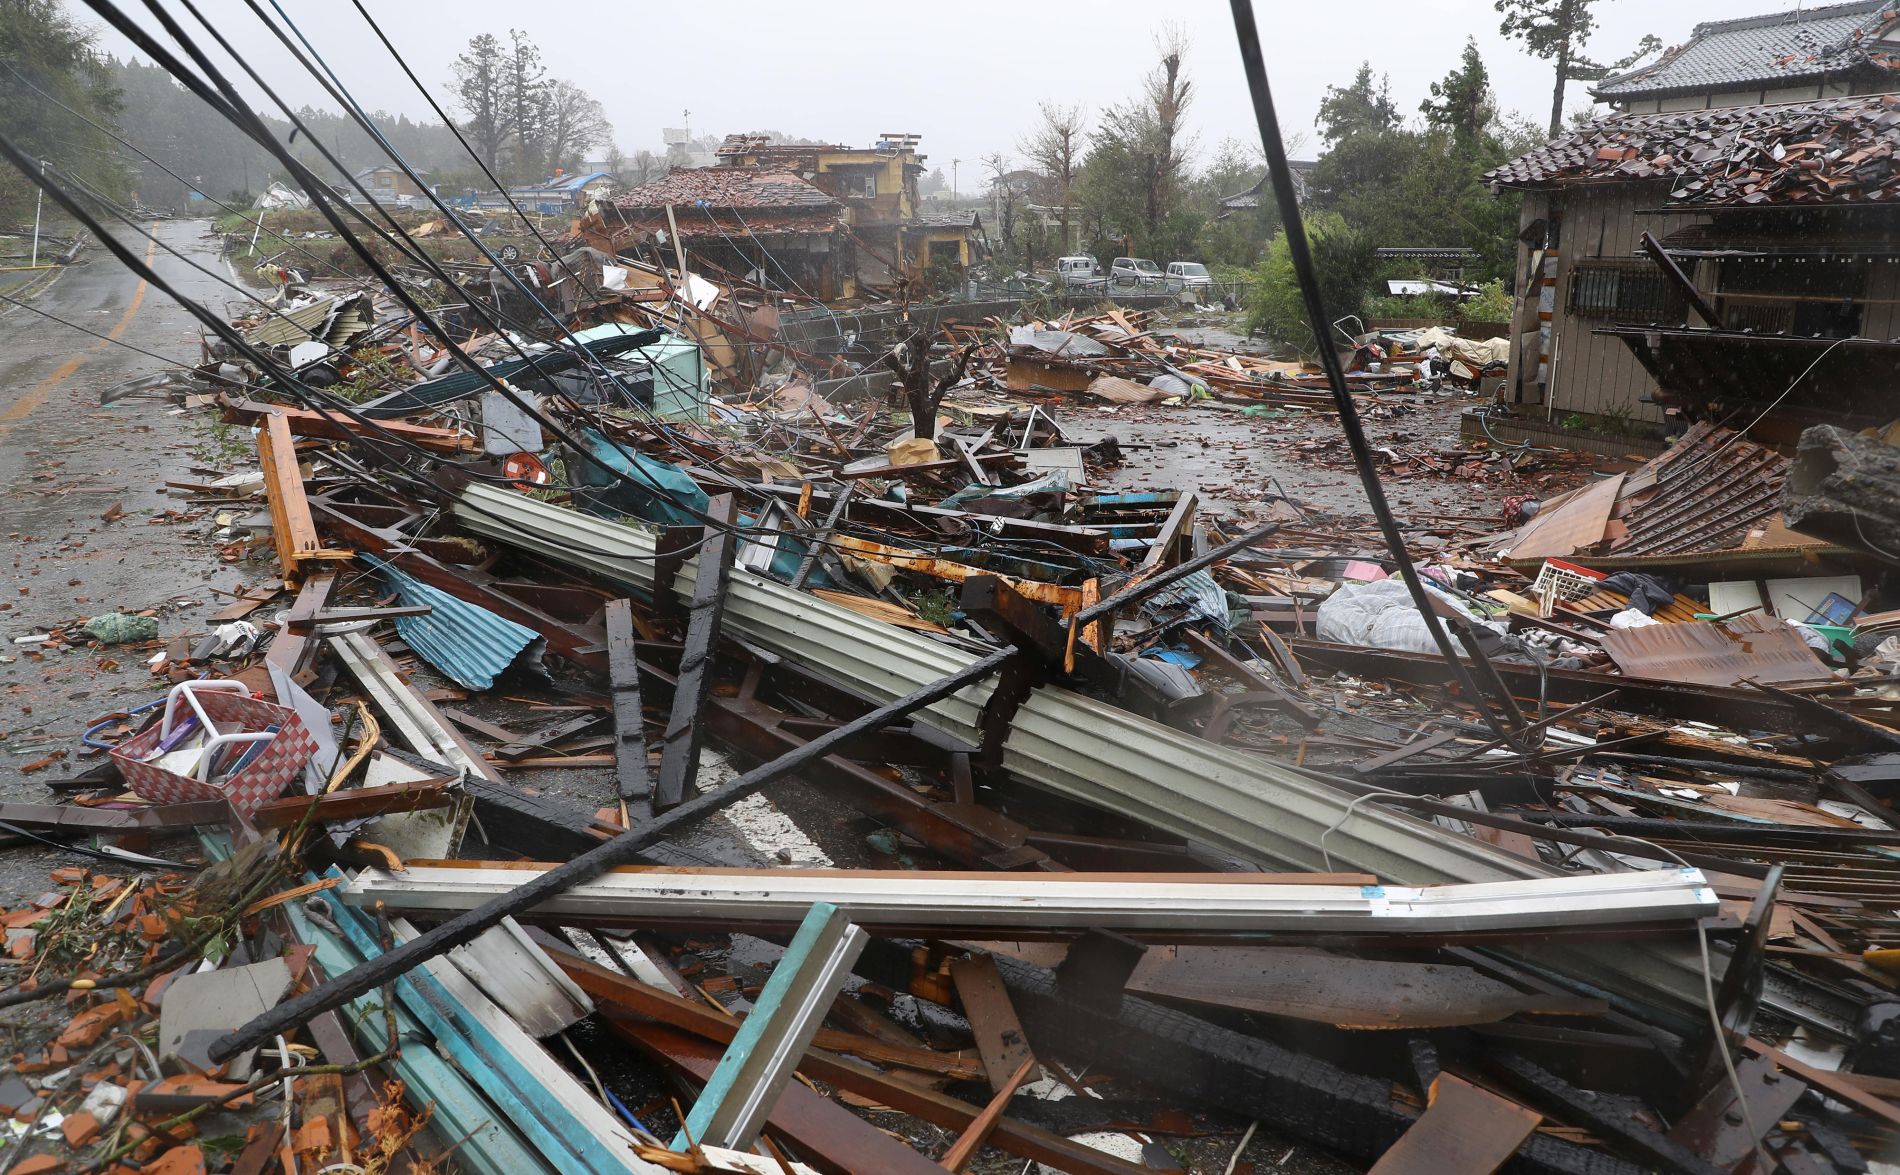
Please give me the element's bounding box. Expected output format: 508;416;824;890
1459;278;1513;323
1306;45;1527;286
0;0;127;223
1421;38;1496;147
1316;63;1399;145
335;347;405;403
1246;211;1375;356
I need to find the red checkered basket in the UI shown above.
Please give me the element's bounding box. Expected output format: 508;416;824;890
111;685;318;816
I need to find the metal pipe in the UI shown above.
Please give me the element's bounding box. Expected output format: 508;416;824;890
207;645;1018;1063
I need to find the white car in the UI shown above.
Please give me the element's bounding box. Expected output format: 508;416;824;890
1165;261;1213;293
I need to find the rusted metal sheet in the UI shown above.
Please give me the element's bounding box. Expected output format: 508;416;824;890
1122;947;1606;1029
1503;423;1793;568
1599;612;1830;688
829;534;1084;610
1506;473;1625;562
1366;1073;1539;1175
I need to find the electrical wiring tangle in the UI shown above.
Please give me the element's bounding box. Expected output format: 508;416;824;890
0;55;358;283
93;0;783;539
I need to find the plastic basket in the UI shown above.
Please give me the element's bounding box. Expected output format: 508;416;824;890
1531;559;1607;618
111;683;317;816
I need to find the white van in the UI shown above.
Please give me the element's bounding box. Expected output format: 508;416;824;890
1056;256;1103;288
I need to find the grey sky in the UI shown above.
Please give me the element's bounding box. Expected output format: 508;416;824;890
88;0;1742;188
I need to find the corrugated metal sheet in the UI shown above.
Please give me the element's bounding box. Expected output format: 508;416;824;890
364;554;544;691
245;297;337;347
1600;612;1832;687
444;483;1731;1026
358;328;662;418
1505;422;1791;567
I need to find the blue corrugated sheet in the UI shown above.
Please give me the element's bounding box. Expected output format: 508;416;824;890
364;555;544;691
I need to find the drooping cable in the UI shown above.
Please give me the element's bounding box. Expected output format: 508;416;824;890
1225;0;1523;746
0;56;356;282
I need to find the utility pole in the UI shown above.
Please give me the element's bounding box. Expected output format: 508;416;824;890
29;159;45;267
951;158;959;201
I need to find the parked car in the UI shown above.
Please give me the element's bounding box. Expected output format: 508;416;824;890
1056;255;1105;289
1165;261;1213;293
1109;257;1163;288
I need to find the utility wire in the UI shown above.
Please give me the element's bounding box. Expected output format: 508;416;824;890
0;56;357;283
1224;0;1524;748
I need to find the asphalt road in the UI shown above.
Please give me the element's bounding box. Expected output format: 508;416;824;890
0;218;254;897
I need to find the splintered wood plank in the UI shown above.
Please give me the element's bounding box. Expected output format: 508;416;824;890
1367;1073;1539;1175
949;953;1036;1094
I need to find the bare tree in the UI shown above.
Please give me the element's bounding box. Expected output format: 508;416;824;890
451;33;505;172
539;79;612;171
1141;25;1194;237
628;149;664;187
1020;102;1086;252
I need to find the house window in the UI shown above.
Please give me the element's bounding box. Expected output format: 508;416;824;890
1718;258;1868;338
859;174;877;198
1567;261;1685;322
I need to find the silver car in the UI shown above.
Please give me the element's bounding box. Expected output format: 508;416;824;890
1109;257;1163;288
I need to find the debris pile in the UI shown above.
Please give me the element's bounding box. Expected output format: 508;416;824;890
8;245;1900;1175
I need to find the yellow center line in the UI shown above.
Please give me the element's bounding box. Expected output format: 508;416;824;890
0;226;158;429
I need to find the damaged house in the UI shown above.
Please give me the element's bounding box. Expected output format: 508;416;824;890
1489;95;1900;449
1487;2;1900;451
714;132;982;294
579;167;852;300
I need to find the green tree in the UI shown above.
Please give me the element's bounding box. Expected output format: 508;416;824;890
1495;0;1660;135
501;29;547;182
1315;63;1398;145
1247;210;1375;356
451;33;505;173
0;0;126;222
1077;27;1195;255
1421;37;1496;148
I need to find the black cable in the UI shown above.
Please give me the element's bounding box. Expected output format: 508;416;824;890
0;132;471;480
47;160;370;357
1224;0;1523;747
0;56;357;282
255;0;765;495
105;0;763;532
0;288;191;368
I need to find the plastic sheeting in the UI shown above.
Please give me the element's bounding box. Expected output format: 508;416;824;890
1316;578;1498;655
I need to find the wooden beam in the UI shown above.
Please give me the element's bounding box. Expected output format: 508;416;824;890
606;599;654;817
832;534;1084;611
939;1055;1036;1172
223;397;477;454
549;948;1149;1175
257;412;349;587
655;495;739;811
949;953;1036;1094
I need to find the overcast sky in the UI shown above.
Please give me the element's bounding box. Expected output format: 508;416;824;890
87;0;1746;189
